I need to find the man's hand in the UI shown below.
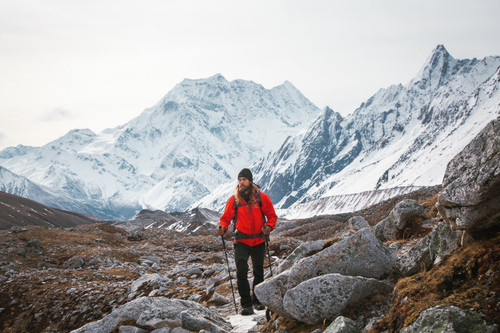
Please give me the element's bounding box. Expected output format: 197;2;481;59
217;225;226;236
262;225;272;235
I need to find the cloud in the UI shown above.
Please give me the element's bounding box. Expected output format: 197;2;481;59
40;107;76;122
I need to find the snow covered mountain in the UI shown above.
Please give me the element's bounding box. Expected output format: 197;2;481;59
0;74;320;219
258;45;500;216
194;45;500;217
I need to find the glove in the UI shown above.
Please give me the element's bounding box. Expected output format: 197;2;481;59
262;225;272;235
217;225;226;236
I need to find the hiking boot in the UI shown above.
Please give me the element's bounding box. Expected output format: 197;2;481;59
254;302;265;311
240;306;254;316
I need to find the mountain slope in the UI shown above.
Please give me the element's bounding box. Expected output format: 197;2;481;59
0;191;105;230
0;75;320;219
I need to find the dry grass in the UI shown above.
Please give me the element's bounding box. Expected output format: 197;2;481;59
370;231;500;332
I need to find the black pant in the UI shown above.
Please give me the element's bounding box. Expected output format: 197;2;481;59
234;241;265;308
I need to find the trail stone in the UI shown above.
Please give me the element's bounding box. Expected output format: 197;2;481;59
283;273;393;325
438;118;500;232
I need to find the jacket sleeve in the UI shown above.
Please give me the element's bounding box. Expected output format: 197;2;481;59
261;192;277;230
219;195;235;232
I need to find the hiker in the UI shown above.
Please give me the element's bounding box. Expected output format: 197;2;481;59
217;168;277;315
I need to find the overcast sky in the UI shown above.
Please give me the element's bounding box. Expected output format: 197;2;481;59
1;0;499;150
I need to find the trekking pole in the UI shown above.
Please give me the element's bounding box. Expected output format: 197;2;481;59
220;231;238;313
264;234;273;277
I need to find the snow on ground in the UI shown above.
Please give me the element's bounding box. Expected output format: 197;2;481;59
228;309;266;333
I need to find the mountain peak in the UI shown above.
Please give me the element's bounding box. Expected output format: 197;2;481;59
414;44;456;90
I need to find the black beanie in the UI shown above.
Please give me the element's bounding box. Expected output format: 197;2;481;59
238;168;253;183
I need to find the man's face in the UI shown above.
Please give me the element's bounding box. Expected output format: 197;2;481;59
238;177;251;191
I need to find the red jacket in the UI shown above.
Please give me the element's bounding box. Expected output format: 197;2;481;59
219;191;277;246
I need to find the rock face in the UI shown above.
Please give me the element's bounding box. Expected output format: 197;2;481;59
438;118;500;232
283;274;393;325
399;305;498;333
70;296;232;333
373;199;424;241
255;227;395;322
396;221;460;276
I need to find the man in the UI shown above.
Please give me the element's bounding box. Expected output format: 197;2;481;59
217;168;277;315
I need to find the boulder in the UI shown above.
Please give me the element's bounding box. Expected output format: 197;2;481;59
254;270;292;315
255;228;395;316
283;273;393;325
373;200;424;241
286;227;395;287
399;305;498;333
70;297;232;333
396;221;459;276
438;118;500;232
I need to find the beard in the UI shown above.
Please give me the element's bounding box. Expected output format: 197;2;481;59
238;184;252;202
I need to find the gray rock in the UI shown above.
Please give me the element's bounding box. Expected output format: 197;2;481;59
209;292;230;306
256;228;395;316
254;270;292;315
373;199;424;241
26;239;42;249
400;305;498;333
118;326;148;333
283;273;393;325
324;316;358;333
139;255;161;266
347;216;370;230
150;328;170;333
70;297;231;333
129;273;171;297
286;227;395;287
276;240;325;274
171;328;190;333
70;258;85;269
438;118;500;232
186;254;203;262
396;221;459;276
181;310;230;332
